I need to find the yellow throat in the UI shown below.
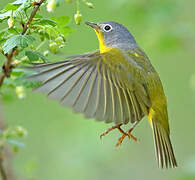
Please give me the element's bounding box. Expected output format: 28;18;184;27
95;30;111;53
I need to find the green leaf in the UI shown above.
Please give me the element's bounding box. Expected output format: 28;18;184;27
2;34;35;54
11;69;25;77
34;18;57;26
25;50;49;62
12;0;28;5
14;0;32;15
51;16;70;27
0;0;31;22
34;14;43;18
0;31;5;39
2;3;19;12
59;26;74;37
0;11;12;20
25;50;39;61
8;28;19;35
20;35;35;48
2;35;19;53
45;26;57;39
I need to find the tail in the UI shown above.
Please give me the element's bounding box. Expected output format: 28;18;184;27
151;120;177;168
149;111;177;168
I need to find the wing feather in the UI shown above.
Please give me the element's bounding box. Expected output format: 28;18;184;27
73;66;96;113
83;68;98;118
111;72;124;124
103;65;114;123
107;68;116;123
26;50;151;125
72;66;94;109
60;65;92;107
121;88;133;124
94;65;105;121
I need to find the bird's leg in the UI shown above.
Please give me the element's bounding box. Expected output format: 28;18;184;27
116;121;139;147
100;123;125;139
116;133;128;147
127;121;139;142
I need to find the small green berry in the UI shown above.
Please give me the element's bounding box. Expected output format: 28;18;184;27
74;11;82;25
8;15;15;28
15;126;28;137
55;36;64;46
43;50;49;56
85;2;94;9
47;0;57;12
15;86;26;99
49;41;58;54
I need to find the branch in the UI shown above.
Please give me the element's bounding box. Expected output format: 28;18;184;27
0;0;46;88
0;101;16;180
0;148;7;180
22;0;46;35
0;102;7;180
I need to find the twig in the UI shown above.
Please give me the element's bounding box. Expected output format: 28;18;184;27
22;0;45;35
0;101;7;180
0;49;15;87
0;147;7;180
0;0;46;88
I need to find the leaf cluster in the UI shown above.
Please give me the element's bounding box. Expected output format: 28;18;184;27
0;126;27;153
0;0;74;96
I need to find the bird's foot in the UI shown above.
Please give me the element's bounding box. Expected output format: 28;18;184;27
116;128;138;147
127;128;138;142
100;122;139;147
100;123;124;139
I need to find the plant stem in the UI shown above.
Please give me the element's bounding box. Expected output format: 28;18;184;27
0;148;7;180
0;104;8;180
76;0;80;12
36;40;45;51
0;0;46;88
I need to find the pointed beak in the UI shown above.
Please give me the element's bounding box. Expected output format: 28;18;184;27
85;22;100;30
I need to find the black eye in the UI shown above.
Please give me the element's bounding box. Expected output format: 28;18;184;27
104;25;112;32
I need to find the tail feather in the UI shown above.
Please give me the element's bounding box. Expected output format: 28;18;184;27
152;120;177;168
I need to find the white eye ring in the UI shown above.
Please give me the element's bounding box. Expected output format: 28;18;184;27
103;24;112;32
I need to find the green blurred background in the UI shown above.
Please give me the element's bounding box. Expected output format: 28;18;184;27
1;0;195;179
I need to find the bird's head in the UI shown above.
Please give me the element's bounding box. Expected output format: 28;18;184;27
85;21;138;53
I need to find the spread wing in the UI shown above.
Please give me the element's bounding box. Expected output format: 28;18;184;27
27;50;151;124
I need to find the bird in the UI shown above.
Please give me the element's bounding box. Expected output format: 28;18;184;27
27;21;177;168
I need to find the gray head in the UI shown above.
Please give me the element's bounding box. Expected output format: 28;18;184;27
85;21;138;50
